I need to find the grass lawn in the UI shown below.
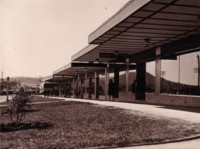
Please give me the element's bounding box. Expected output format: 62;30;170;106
30;95;65;103
0;95;64;105
0;96;200;148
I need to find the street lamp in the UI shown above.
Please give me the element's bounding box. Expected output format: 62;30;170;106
6;76;9;102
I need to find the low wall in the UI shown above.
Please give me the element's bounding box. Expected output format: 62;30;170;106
146;93;200;107
119;92;200;107
83;94;105;100
118;92;135;102
83;92;200;107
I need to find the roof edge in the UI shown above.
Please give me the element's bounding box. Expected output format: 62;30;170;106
71;44;99;61
53;63;72;75
88;0;151;43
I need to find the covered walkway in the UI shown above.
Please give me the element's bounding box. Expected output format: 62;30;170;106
43;0;200;107
71;0;200;104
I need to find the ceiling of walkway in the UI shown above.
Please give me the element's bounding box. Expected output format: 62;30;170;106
53;62;107;76
72;0;200;63
53;62;136;77
43;75;73;82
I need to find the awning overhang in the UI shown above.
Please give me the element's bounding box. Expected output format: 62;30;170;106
42;75;54;82
73;0;200;63
43;75;73;82
53;62;107;76
53;62;136;77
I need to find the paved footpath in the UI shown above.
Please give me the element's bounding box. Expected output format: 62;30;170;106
55;97;200;149
118;139;200;149
56;97;200;123
0;95;12;103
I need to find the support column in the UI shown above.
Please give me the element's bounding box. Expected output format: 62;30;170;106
104;63;109;100
94;71;99;99
84;71;87;96
77;75;80;98
80;78;83;98
94;71;97;99
58;81;61;97
62;79;64;96
197;54;200;88
72;76;75;97
155;47;161;95
135;63;146;100
89;77;92;99
125;58;130;95
96;75;99;99
60;80;63;97
114;67;119;98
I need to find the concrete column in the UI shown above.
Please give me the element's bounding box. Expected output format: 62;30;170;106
77;75;80;97
89;77;92;99
135;63;146;100
62;79;65;97
125;58;130;94
60;80;63;97
72;76;75;97
94;71;99;99
84;71;87;96
105;63;109;100
94;71;97;99
114;67;119;98
80;77;83;99
155;47;161;95
96;75;99;99
58;81;61;97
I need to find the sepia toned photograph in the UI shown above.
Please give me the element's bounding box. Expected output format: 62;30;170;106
0;0;200;148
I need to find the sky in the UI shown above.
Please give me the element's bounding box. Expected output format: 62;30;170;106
147;51;200;86
0;0;130;78
0;0;199;85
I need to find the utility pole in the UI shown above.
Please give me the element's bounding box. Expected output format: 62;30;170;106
6;77;9;102
0;72;3;95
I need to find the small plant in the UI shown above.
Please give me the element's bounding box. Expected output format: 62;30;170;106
2;87;32;125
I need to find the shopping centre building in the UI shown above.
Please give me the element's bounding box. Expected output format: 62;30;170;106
42;0;200;107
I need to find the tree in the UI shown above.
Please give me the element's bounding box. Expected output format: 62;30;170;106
2;87;32;125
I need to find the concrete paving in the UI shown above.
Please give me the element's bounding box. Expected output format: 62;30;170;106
54;97;200;149
56;97;200;123
0;95;12;103
0;96;6;102
118;139;200;149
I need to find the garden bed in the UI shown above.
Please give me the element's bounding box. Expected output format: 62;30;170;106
0;96;200;148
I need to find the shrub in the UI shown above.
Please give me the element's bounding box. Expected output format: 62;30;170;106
2;87;32;125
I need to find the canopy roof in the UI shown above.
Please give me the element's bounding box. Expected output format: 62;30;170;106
43;75;73;82
53;62;136;77
53;62;107;76
72;0;200;63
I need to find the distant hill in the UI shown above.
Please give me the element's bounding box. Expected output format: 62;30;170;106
100;72;199;95
100;72;154;89
118;72;155;91
9;77;42;88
